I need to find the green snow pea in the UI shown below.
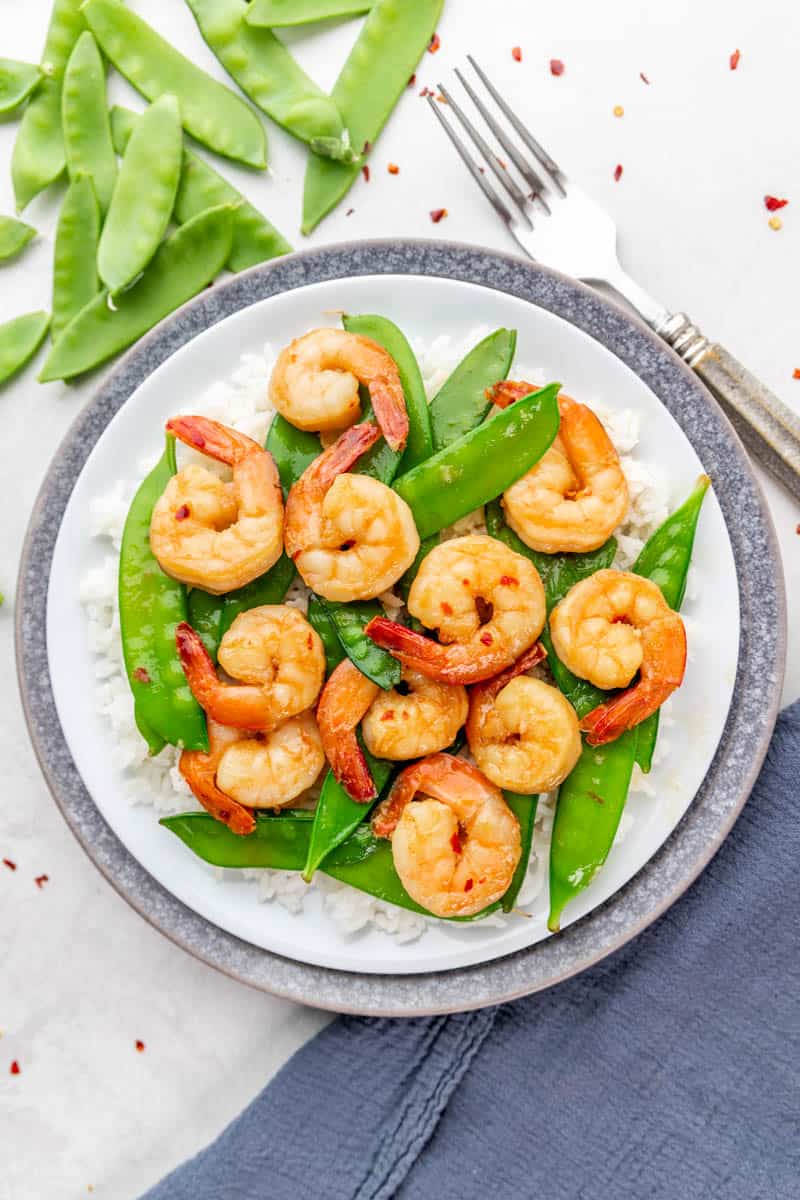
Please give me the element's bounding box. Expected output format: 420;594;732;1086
429;328;517;451
12;1;86;211
302;0;444;233
40;204;234;383
393;383;561;540
119;435;208;754
342;313;433;472
0;312;50;386
265;414;321;494
52;175;100;339
185;0;348;156
110;106;292;273
246;0;375;26
187;552;296;661
99;95;183;295
319;598;401;688
0;59;42;115
501;792;538;913
61;31;116;215
83;0;266;169
303;746;393;881
0;216;36;263
307;595;346;674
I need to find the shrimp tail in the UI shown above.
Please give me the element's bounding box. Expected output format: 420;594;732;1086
369;376;409;452
580;686;659;745
365;617;505;685
313;422;382;487
166;415;260;465
472;641;547;703
316;660;380;803
372;753;501;837
179;749;256;836
486;380;541;409
326;732;377;803
176;622;276;731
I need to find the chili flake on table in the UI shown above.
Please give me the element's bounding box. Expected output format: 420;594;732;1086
614;164;623;181
34;874;49;889
135;1039;145;1052
362;165;370;183
428;32;440;53
10;1060;20;1075
3;858;16;870
550;58;565;76
512;46;522;62
793;369;800;380
430;208;448;223
387;163;399;175
640;71;650;84
765;196;789;212
730;49;741;70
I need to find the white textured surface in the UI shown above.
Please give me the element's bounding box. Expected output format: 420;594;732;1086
1;1;797;1197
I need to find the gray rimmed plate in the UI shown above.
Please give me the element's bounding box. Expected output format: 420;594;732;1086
16;240;785;1014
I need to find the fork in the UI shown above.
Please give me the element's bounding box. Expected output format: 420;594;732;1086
427;57;800;502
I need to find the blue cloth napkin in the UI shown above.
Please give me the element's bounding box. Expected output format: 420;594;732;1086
143;702;799;1200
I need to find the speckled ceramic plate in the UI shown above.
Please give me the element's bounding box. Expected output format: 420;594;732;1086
17;241;784;1014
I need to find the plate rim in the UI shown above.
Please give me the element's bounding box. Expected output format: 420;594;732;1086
16;237;786;1015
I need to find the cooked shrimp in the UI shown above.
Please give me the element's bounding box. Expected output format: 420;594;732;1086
372;754;521;918
316;659;382;802
366;534;546;685
466;644;582;793
176;606;325;732
490;382;628;553
269;328;409;451
216;712;325;809
285;423;420;603
150;416;283;594
180;720;256;836
549;569;687;745
362;669;468;761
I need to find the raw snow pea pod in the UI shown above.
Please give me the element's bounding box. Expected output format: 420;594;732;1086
185;0;349;156
12;0;86;211
40;204;234;383
265;414;321;495
429;328;517;451
0;59;42;115
303;0;445;233
52;175;100;339
393;383;561;540
61;31;116;215
119;435;208;754
246;0;375;26
186;552;295;661
110;106;292;273
0;217;36;263
0;312;50;386
302;746;394;881
83;0;266;169
319;598;401;689
99;95;183;295
307;595;346;675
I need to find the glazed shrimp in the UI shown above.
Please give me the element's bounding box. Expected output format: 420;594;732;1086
372;754;521;918
316;659;383;802
490;382;628;553
549;569;687;745
366;534;546;685
215;712;325;809
362;669;469;762
150;416;283;594
180;720;256;836
176;606;325;731
269;328;409;451
284;423;420;602
466;644;582;793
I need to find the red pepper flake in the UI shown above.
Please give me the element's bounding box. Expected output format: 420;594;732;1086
499;575;518;586
34;875;49;889
387;163;400;175
174;504;190;521
362;140;371;156
796;524;800;534
550;59;564;77
464;878;474;892
430;207;448;223
450;832;462;855
135;1040;145;1053
10;1060;20;1075
793;369;800;380
380;710;395;721
346;208;355;217
362;165;370;183
730;48;740;71
497;157;507;170
512;46;522;63
435;93;447;104
765;196;788;212
408;73;416;87
419;86;434;97
640;71;650;84
441;601;453;615
428;32;440;53
3;858;16;871
479;632;493;646
614;163;623;182
133;666;151;685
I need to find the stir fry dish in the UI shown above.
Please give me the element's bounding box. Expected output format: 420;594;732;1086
119;317;710;933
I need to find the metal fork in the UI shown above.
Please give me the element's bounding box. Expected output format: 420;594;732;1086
428;57;800;502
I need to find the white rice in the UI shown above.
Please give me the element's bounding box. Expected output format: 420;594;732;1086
80;329;669;944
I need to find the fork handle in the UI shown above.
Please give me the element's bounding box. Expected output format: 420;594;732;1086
653;313;800;503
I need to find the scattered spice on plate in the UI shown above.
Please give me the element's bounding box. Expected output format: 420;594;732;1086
765;196;788;212
3;858;16;871
34;874;49;889
362;165;370;183
10;1060;20;1075
387;163;399;175
613;104;624;117
730;49;741;70
512;46;522;63
345;208;355;217
768;216;783;231
793;369;800;379
640;71;650;84
428;32;440;54
614;164;623;182
550;59;565;76
408;73;416;87
430;208;448;223
419;86;434;98
135;1040;145;1053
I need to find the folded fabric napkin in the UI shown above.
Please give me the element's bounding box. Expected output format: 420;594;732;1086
143;702;799;1200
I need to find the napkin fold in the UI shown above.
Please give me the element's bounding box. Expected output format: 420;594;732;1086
143;702;799;1200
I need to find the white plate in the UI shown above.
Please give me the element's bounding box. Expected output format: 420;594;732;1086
46;273;739;975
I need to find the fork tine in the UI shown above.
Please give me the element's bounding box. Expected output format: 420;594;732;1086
454;68;550;209
425;95;516;228
436;83;533;228
466;55;566;197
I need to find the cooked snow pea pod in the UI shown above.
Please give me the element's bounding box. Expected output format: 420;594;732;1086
303;748;393;881
265;414;321;495
342;313;433;472
393;383;561;540
501;792;538;913
429;328;517;451
52;175;100;339
119;435;208;753
61;31;116;215
351;395;402;483
83;0;266;169
187;552;296;661
110;106;292;273
307;595;346;674
246;0;375;26
0;217;36;263
12;1;86;211
0;59;42;115
99;95;183;294
40;204;234;382
185;0;348;155
302;0;444;233
0;312;50;386
319;599;402;689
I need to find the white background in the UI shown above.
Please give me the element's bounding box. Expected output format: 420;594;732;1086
1;2;798;1196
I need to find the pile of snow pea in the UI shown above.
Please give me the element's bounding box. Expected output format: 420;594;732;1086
0;0;443;387
118;313;708;932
